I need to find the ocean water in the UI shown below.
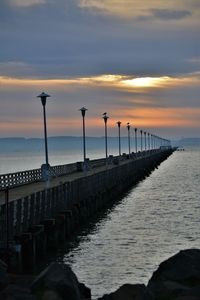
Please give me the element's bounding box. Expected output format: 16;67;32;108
56;146;200;298
0;137;129;174
0;139;199;299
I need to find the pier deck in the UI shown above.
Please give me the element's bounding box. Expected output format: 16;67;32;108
0;158;129;204
0;148;175;267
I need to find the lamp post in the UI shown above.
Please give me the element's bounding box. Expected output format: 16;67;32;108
140;130;143;152
144;131;147;151
116;121;121;156
127;122;131;157
151;134;154;150
103;112;109;162
37;92;51;183
134;128;138;153
148;132;150;151
79;107;87;170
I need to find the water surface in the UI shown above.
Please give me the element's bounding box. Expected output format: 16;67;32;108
59;148;200;298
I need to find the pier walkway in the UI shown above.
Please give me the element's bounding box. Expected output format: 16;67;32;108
0;153;142;204
0;148;175;270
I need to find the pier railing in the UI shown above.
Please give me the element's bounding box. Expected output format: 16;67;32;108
0;163;77;190
0;149;162;190
0;148;174;244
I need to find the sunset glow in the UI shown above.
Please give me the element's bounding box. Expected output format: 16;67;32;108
121;77;170;88
0;0;199;138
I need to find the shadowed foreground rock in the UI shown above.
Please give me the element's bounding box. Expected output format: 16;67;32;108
1;249;200;299
148;248;200;300
98;283;154;300
98;249;200;300
31;262;91;300
0;262;91;300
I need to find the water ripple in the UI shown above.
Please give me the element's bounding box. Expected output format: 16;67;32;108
61;149;200;298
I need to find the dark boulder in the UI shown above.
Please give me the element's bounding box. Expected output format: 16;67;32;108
78;282;91;299
98;283;155;300
148;248;200;300
31;262;91;300
0;284;37;300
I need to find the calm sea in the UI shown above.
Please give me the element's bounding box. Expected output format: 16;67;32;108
57;146;199;298
0;139;199;299
0;137;128;174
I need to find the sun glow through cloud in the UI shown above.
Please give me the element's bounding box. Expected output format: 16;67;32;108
121;77;170;88
0;73;200;137
1;74;197;89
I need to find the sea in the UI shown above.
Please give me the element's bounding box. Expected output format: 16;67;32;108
0;137;200;298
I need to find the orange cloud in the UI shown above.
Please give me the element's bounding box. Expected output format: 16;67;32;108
0;107;199;137
110;107;200;128
0;74;199;92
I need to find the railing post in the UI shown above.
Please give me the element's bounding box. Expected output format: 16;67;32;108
5;187;9;265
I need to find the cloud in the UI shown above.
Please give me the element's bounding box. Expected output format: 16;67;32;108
78;0;195;22
0;0;199;79
151;9;191;20
9;0;46;7
0;0;200;138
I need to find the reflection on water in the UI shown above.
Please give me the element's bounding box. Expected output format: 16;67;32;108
56;148;200;298
1;140;199;299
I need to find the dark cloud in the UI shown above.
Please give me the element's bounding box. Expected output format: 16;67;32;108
151;9;192;20
0;1;199;78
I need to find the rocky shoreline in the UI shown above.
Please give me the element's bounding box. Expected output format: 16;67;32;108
1;248;200;300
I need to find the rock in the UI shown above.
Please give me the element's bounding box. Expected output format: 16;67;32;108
42;289;63;300
78;282;91;299
98;284;155;300
0;259;9;291
0;284;37;300
148;248;200;300
31;262;91;300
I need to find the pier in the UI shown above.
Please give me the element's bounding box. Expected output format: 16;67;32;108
0;148;174;271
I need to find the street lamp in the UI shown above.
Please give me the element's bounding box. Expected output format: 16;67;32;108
116;121;121;156
140;130;143;152
102;112;109;162
148;132;150;151
37;92;51;183
127;122;131;157
79;107;88;170
144;131;147;151
151;134;154;150
134;128;138;153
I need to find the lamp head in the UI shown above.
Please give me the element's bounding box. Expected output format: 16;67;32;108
79;107;88;117
37;92;51;106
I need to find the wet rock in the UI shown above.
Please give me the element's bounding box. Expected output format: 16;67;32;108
31;262;91;300
148;248;200;300
98;283;155;300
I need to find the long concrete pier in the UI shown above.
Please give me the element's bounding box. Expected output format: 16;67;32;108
0;148;175;271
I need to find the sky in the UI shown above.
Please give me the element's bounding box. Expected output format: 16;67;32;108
0;0;200;139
